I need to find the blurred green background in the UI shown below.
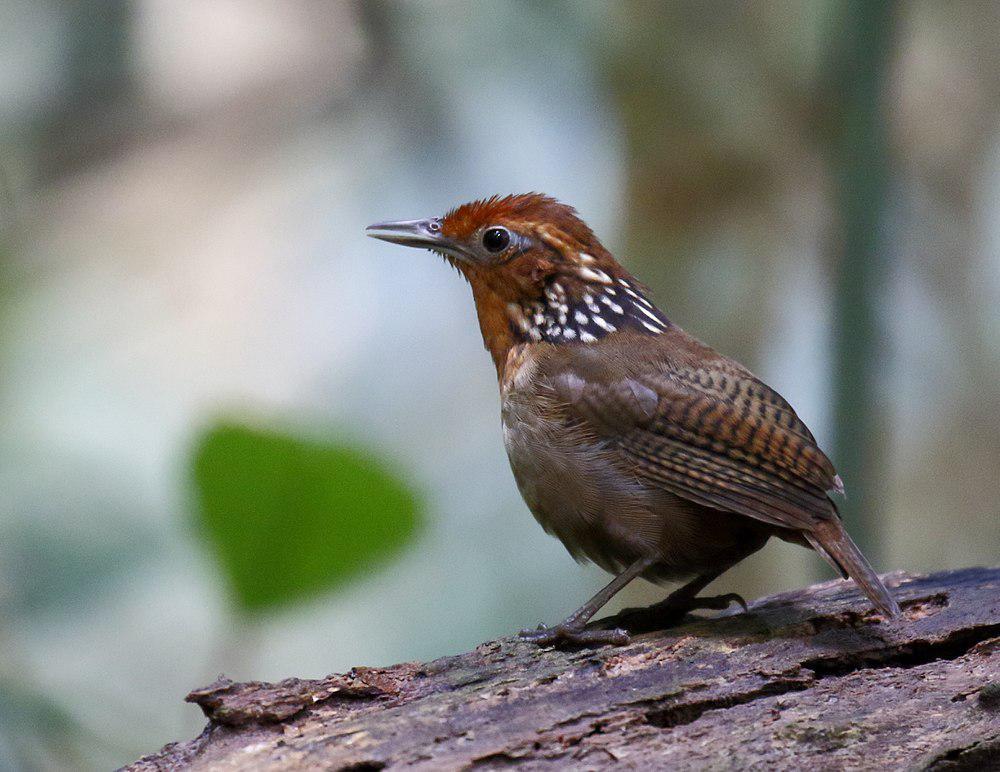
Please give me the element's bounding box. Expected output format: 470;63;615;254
2;1;999;768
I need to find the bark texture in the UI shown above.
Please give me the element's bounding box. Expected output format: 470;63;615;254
127;567;1000;771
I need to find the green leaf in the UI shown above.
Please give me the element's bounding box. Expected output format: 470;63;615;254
191;421;422;613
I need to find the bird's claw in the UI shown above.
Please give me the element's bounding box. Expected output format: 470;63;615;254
696;592;749;613
518;623;630;648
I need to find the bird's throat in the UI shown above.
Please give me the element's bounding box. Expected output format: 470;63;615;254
470;271;672;379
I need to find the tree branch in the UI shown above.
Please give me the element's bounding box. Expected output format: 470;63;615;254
127;567;1000;770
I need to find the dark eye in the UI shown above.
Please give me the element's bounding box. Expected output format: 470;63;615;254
482;227;510;253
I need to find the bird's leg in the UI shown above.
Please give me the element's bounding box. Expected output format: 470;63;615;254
519;556;656;647
652;570;748;615
613;567;748;632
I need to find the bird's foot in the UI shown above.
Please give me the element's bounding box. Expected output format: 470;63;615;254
612;592;749;633
628;591;748;618
518;622;630;648
681;592;749;614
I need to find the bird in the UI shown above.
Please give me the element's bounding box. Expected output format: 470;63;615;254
367;193;899;646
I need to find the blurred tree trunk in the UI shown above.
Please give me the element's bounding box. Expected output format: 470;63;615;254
603;3;777;364
34;1;133;181
826;0;899;560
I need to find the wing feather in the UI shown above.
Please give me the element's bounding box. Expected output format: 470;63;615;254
545;352;840;533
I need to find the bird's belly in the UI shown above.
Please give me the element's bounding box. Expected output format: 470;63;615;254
501;391;768;580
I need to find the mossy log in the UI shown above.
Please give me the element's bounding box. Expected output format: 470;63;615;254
127;567;1000;770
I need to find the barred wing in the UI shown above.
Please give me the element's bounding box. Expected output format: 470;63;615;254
549;361;840;532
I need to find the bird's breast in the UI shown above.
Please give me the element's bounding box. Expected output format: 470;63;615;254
500;355;666;573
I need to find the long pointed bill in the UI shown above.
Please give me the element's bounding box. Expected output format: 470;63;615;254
366;218;451;251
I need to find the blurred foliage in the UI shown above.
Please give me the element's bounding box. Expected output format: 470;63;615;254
0;677;89;771
4;508;159;616
192;422;422;613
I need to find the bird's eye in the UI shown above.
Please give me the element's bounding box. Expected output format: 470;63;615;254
482;227;510;253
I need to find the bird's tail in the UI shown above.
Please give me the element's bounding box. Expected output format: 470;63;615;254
805;518;900;618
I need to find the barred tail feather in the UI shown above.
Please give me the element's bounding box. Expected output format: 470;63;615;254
805;519;900;618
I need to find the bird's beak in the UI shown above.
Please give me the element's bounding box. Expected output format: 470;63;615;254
366;218;455;253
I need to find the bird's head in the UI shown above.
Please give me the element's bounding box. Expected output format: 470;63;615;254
367;193;670;374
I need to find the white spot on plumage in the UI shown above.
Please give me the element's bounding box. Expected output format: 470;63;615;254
579;252;595;263
620;282;653;308
506;303;534;335
577;266;612;284
509;277;670;346
600;295;624;314
635;302;666;327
